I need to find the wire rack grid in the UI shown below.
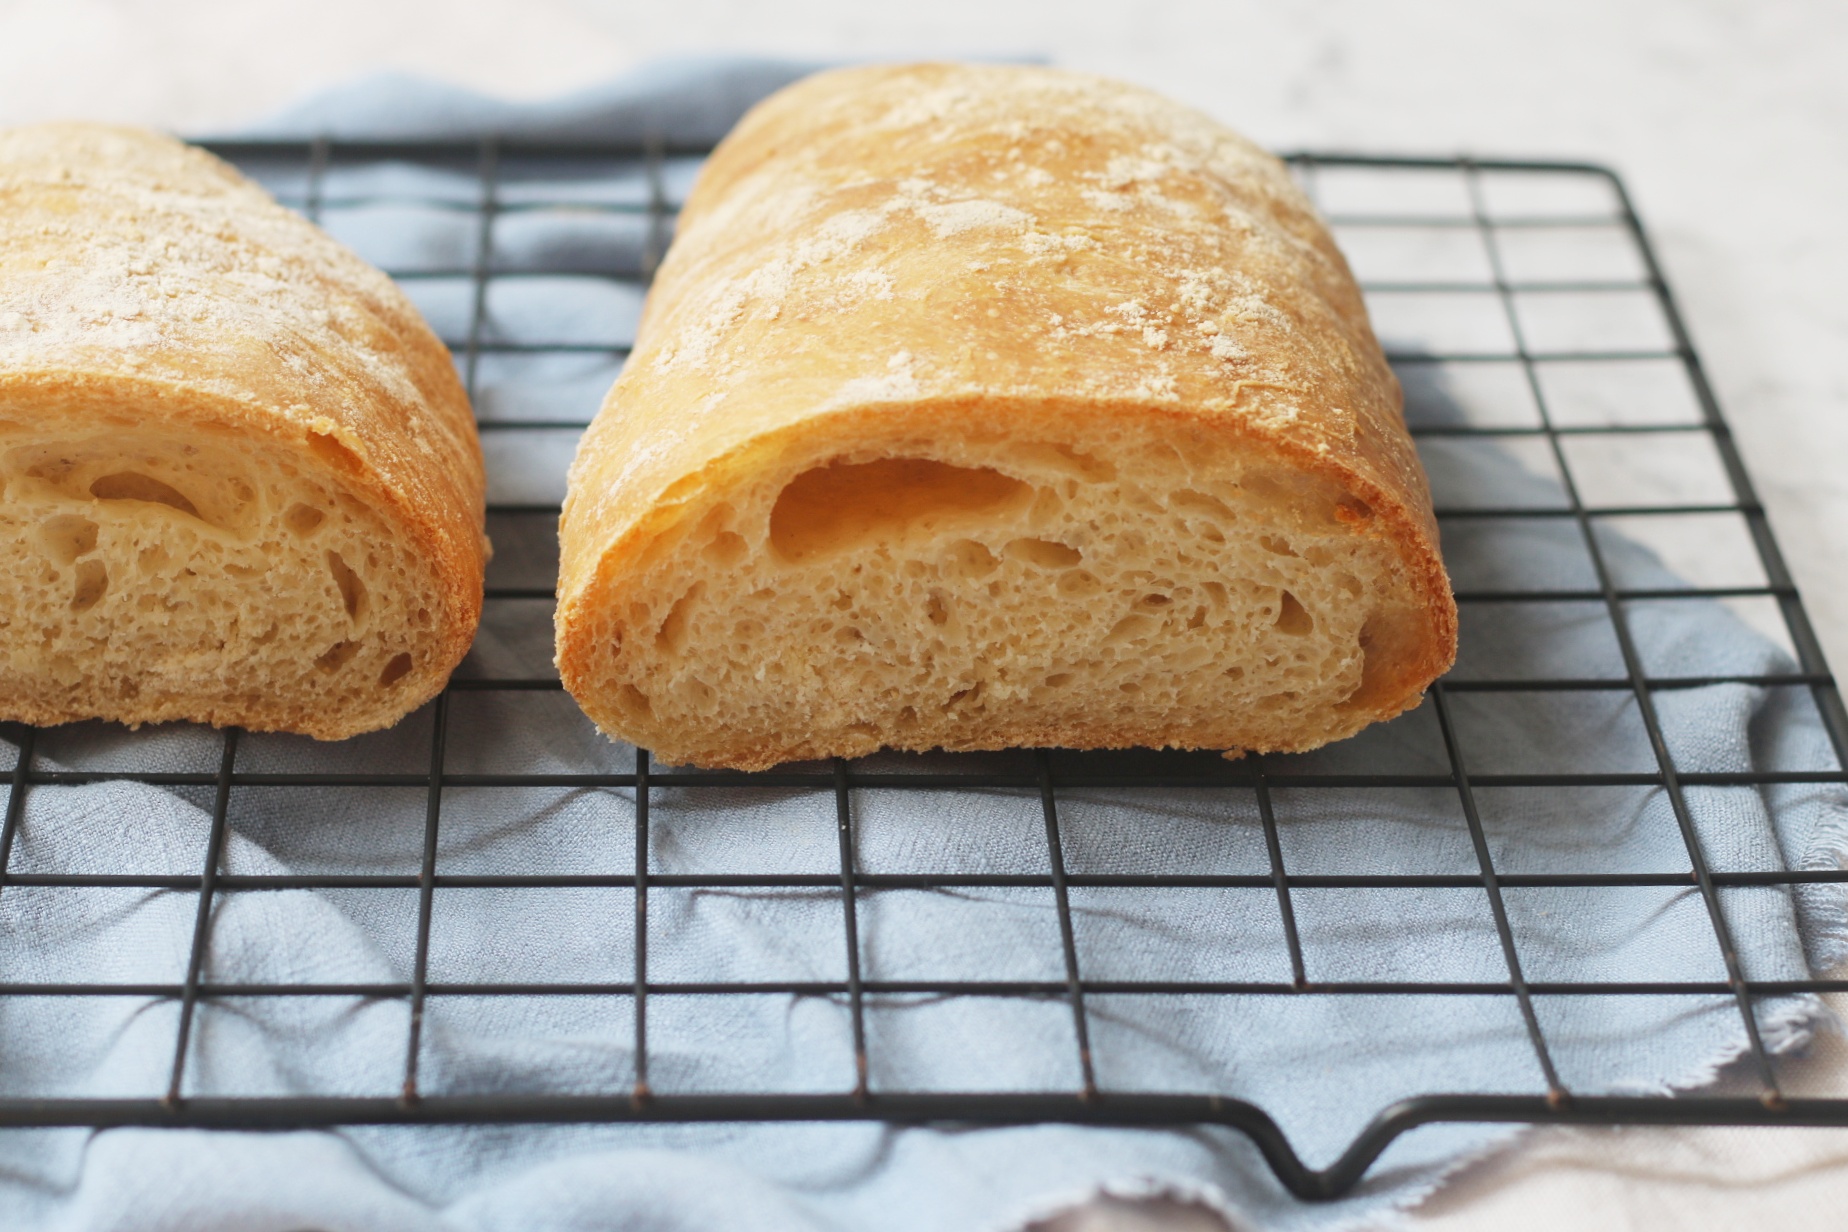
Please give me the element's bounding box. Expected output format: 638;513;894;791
0;137;1844;1203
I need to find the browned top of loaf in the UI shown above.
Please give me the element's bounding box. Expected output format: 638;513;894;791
561;62;1444;627
0;123;487;579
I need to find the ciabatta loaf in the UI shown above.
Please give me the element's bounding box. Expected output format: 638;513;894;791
0;124;487;738
557;64;1456;770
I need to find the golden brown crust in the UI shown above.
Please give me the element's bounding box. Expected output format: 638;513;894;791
0;123;487;736
558;63;1456;765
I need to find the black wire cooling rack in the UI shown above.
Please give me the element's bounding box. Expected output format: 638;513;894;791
1;138;1845;1203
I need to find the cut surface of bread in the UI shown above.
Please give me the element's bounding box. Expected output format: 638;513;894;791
0;124;487;738
557;64;1456;770
0;416;444;735
570;405;1445;769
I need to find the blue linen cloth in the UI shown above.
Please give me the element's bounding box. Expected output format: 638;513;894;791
1;59;1844;1232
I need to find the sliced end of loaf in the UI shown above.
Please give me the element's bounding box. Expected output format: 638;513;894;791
0;404;474;738
559;403;1455;770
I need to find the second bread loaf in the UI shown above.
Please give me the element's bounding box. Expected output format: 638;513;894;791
557;63;1456;769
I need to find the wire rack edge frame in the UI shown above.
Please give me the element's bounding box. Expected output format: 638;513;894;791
0;140;1844;1205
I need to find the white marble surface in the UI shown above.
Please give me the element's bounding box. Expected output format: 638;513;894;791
3;1;1845;1227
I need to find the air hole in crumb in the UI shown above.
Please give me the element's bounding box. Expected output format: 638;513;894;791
702;530;748;566
90;471;200;518
944;538;999;579
1171;488;1234;520
1013;441;1117;480
1044;672;1073;688
1275;591;1314;635
379;653;414;686
1005;538;1083;569
327;551;368;621
1057;569;1103;598
656;583;703;655
40;515;98;564
770;457;1029;563
1258;533;1298;557
70;559;108;611
942;682;982;711
285;504;327;537
1105;613;1154;645
926;590;951;626
1340;609;1421;713
618;683;653;718
307;430;364;474
1335;495;1375;524
1139;593;1172;609
315;640;360;673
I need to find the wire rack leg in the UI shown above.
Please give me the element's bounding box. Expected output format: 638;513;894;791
402;693;452;1103
1253;758;1309;990
1036;752;1098;1097
632;749;652;1104
0;729;36;910
165;728;239;1107
833;760;869;1098
1430;685;1567;1100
